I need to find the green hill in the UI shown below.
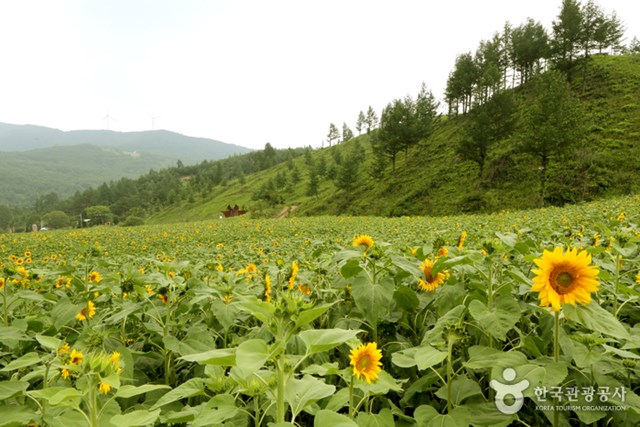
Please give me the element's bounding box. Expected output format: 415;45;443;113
148;54;640;223
0;125;251;206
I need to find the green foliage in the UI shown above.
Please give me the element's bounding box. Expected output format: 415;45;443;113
327;123;340;147
42;210;70;229
121;216;145;227
342;123;354;143
457;91;517;178
375;88;433;172
84;205;113;225
517;70;587;206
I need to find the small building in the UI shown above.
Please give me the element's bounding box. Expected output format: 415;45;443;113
221;204;247;218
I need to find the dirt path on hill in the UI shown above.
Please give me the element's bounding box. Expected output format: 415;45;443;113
276;205;298;218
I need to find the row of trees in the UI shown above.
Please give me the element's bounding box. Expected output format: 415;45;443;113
325;106;379;147
0;144;308;231
445;0;625;114
448;0;631;206
374;83;439;172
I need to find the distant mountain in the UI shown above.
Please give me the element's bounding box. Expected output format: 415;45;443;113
0;123;252;206
0;123;251;164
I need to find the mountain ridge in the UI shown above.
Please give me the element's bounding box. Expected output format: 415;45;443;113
0;123;252;206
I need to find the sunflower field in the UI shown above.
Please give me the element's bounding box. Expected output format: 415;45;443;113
1;196;640;427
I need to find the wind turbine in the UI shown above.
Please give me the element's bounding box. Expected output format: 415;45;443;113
103;111;116;130
149;113;161;130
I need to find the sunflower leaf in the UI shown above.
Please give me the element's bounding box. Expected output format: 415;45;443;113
299;328;361;355
284;375;335;419
468;297;519;341
562;302;630;340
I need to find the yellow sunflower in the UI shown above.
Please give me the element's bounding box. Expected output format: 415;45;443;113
457;231;467;251
0;277;4;290
264;274;272;302
110;351;121;367
99;381;111;395
75;301;96;321
69;349;84;365
353;234;374;251
417;259;448;292
88;271;102;283
350;342;383;384
288;261;298;290
531;247;600;312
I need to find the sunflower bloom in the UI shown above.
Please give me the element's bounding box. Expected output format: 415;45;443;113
75;301;96;321
457;231;467;251
61;368;70;380
58;343;70;354
297;284;311;295
0;277;4;290
636;272;640;285
110;351;121;367
99;381;111;395
350;342;383;384
353;235;374;251
531;247;600;312
437;247;449;257
264;274;272;302
55;276;65;288
288;261;298;290
417;259;448;292
88;271;102;283
69;349;84;365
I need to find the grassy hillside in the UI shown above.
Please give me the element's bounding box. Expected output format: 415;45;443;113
148;54;640;223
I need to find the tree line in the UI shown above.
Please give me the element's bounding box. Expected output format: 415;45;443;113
0;145;307;231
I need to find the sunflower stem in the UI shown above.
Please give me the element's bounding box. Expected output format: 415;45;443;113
613;254;621;318
276;357;286;423
487;264;494;349
348;373;355;419
446;336;454;414
2;279;8;327
163;300;172;386
553;311;560;427
553;311;560;363
88;376;99;427
253;395;260;427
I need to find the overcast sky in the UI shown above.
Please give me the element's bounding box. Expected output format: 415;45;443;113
0;1;638;150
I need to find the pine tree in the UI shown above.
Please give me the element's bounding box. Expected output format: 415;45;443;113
365;106;378;133
356;111;365;135
327;123;340;146
517;71;586;206
342;123;354;142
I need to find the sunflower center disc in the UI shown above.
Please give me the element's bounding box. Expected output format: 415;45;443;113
553;271;574;294
358;356;371;370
